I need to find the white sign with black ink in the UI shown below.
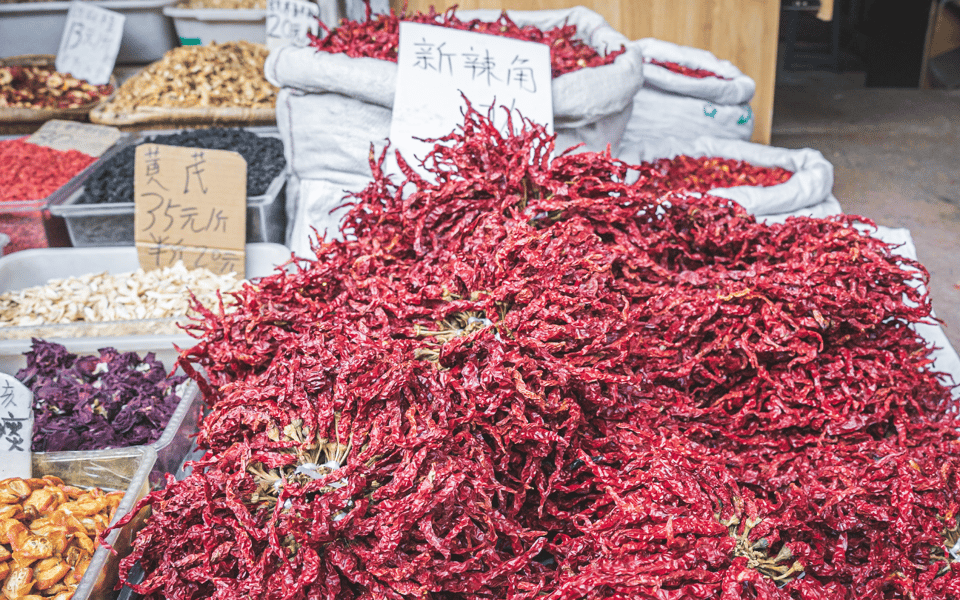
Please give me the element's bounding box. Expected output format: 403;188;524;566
266;0;324;51
0;374;33;479
56;1;125;86
390;22;553;181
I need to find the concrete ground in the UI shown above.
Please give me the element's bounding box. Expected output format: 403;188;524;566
771;71;960;353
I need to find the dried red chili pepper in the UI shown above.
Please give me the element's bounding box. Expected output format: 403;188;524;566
631;154;793;196
116;101;960;600
310;4;625;78
646;58;731;80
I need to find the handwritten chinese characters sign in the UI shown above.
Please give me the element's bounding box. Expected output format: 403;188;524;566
27;120;123;157
0;374;33;479
266;0;322;51
390;22;553;180
134;144;247;275
55;1;125;86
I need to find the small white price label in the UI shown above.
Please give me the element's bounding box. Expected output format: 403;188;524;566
267;0;321;51
390;22;554;181
55;1;125;86
0;374;33;480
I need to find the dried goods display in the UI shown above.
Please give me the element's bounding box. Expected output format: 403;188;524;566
646;57;730;79
0;138;95;202
17;340;188;452
76;128;285;206
111;105;960;599
0;262;244;326
98;42;276;113
0;65;112;110
0;476;124;600
310;6;626;77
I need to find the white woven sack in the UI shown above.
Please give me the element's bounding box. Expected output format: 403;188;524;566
619;136;834;216
871;226;960;399
624;38;755;142
635;38;755;105
266;6;643;159
267;6;643;254
286;172;373;256
622;87;753;144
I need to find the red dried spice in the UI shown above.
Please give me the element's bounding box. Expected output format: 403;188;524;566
647;58;731;80
115;103;960;600
0;138;95;202
310;5;625;78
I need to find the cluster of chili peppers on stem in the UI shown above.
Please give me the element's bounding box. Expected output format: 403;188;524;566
111;102;960;600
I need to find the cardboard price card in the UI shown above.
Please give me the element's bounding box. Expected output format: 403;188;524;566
55;1;125;86
26;120;123;157
390;22;553;181
134;144;247;275
266;0;321;50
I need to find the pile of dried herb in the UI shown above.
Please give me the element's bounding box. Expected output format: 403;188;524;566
115;104;960;600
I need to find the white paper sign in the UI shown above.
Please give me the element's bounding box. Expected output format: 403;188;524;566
390;22;553;180
55;1;125;86
0;374;33;479
267;0;322;51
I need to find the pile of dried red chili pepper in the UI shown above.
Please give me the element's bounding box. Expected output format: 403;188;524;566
634;154;794;195
647;58;731;80
309;4;625;78
114;104;960;599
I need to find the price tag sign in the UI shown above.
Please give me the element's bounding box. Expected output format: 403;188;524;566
26;120;123;157
55;1;125;86
390;22;553;181
267;0;321;50
0;374;33;480
134;144;247;275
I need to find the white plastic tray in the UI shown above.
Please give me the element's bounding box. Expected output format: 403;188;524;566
163;7;266;45
0;242;292;370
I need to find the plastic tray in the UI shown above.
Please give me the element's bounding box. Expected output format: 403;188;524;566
151;379;201;484
48;128;288;246
163;7;266;45
5;355;200;484
34;445;157;600
0;0;178;63
0;242;293;363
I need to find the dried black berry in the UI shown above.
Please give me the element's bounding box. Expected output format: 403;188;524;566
77;128;286;204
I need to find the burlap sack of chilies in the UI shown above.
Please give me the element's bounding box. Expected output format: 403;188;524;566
264;6;643;256
622;38;756;144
